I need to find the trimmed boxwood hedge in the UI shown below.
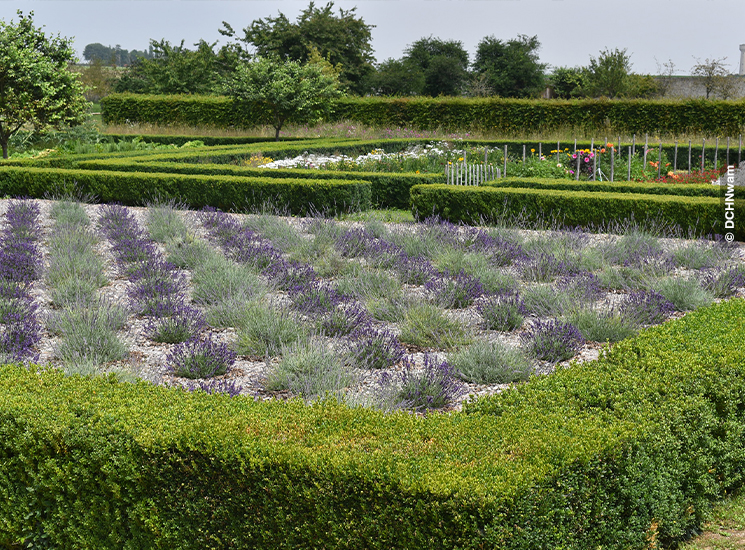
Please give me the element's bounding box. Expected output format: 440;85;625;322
484;177;745;199
410;183;744;240
0;166;371;215
1;299;745;548
74;159;441;210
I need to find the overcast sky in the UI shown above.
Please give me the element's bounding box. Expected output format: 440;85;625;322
2;0;744;75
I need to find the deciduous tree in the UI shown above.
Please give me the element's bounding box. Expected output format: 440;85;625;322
473;35;546;98
225;2;374;95
402;37;469;97
223;57;342;140
0;11;88;158
691;57;736;99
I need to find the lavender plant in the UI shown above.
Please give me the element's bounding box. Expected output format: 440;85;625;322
399;303;472;349
425;269;484;309
396;354;465;411
316;302;370;337
265;338;355;397
393;254;437;285
620;290;675;325
517;252;573;283
698;266;745;298
346;326;405;370
520;319;585;363
652;277;714;311
145;304;206;344
182;378;245;398
565;306;639;343
235;303;307;356
167;336;236;379
290;281;348;315
476;292;527;331
449;340;532;384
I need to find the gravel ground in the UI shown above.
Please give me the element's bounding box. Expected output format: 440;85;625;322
7;199;744;413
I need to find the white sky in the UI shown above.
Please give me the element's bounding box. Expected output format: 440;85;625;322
2;0;744;75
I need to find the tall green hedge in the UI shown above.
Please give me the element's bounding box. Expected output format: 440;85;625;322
2;299;745;548
101;94;745;136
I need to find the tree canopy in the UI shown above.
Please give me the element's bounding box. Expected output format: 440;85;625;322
225;1;374;95
473;35;546;98
222;56;342;140
401;37;469;96
114;39;240;95
0;11;88;158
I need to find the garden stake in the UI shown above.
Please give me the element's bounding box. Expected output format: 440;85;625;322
484;148;488;166
574;139;577;153
739;135;743;167
688;140;692;174
674;142;678;171
632;133;636;156
618;136;621;158
643;140;648;167
590;138;594;151
714;138;719;170
593;148;597;180
610;145;615;182
701;139;706;173
539;143;542;158
504;145;508;177
557;141;560;163
726;137;730;166
576;152;580;180
627;147;631;180
658;142;662;179
523;144;526;162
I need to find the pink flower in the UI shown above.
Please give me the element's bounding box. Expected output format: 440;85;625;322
584;158;589;163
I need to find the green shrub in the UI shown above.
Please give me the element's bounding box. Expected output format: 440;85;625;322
1;299;745;548
0;166;372;215
409;183;743;240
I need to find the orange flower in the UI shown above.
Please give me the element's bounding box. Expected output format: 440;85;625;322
600;148;606;153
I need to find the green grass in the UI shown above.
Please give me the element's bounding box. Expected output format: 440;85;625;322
680;492;745;549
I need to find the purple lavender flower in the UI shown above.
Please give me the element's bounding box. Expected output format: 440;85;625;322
289;281;348;315
468;232;526;267
335;228;374;258
347;326;405;370
166;336;236;379
476;292;527;331
145;304;206;343
620;290;675;325
520;319;584;363
424;269;484;309
182;378;245;397
556;271;605;304
317;302;370;337
397;354;465;411
698;266;745;299
264;259;317;290
517;252;574;283
393;254;437;285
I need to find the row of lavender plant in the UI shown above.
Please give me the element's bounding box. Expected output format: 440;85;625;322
97;204;234;380
44;200;130;375
0;200;43;363
196;209;461;410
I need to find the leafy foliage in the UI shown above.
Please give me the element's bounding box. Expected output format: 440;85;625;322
223;56;342;140
0;11;89;158
473;35;546;98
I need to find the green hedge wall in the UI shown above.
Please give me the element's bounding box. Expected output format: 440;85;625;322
75;159;441;210
101;94;745;136
409;183;744;240
484;177;745;199
2;299;745;548
0;166;371;215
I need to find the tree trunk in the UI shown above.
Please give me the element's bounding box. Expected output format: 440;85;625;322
275;125;281;142
1;141;7;160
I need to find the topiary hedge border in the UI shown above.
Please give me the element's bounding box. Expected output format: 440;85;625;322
2;299;745;548
409;183;744;240
0;166;371;215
